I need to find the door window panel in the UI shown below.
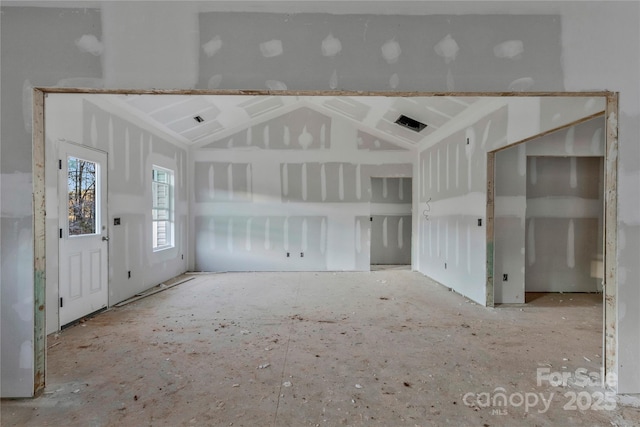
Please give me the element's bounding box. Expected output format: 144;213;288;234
68;157;97;236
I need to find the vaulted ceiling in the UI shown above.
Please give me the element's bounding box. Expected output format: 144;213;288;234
107;94;481;149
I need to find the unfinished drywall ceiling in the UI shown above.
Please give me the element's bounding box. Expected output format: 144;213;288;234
1;1;639;398
113;95;479;148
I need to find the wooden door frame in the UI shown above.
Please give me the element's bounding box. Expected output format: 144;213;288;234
33;88;618;395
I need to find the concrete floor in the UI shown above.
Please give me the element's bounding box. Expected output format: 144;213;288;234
2;270;640;426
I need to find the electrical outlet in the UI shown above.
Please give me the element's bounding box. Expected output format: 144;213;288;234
503;274;508;281
181;254;184;260
445;262;447;269
286;252;290;258
300;252;304;258
114;217;121;226
478;218;482;226
128;271;131;279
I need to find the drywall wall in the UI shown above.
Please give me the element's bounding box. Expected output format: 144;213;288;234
1;1;638;396
44;94;189;333
0;7;104;397
417;105;509;304
494;116;605;303
191;104;413;272
416;97;604;305
526;156;603;292
370;178;412;265
198;12;563;91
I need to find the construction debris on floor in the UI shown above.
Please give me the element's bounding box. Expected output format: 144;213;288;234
2;271;639;426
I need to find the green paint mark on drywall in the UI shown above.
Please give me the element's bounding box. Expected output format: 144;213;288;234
34;268;46;395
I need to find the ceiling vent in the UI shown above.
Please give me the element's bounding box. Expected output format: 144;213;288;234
394;115;427;133
194;115;205;123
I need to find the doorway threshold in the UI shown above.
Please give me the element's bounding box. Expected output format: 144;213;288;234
371;265;410;271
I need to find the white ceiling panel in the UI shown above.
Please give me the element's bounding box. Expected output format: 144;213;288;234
107;94;483;149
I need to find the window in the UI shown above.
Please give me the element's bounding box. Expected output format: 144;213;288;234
68;156;98;236
152;166;174;250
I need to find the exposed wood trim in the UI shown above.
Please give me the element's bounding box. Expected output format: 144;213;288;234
485;152;495;308
35;88;613;98
604;93;618;391
113;276;195;307
492;110;606;153
32;88;46;396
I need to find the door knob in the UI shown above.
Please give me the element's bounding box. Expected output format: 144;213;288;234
102;236;110;241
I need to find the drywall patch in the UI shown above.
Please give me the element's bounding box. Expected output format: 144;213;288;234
381;38;401;64
322;33;342;57
434;34;459;64
389;73;400;89
329;69;338;90
203;36;223;57
493;40;523;59
260;39;283;58
75;34;103;56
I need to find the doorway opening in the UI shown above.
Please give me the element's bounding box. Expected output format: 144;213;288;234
33;89;619;397
486;94;618;383
525;155;604;300
369;177;412;270
492;115;606;304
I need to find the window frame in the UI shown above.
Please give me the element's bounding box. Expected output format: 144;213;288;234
151;165;175;251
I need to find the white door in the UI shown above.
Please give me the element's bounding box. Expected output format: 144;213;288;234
59;142;109;327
